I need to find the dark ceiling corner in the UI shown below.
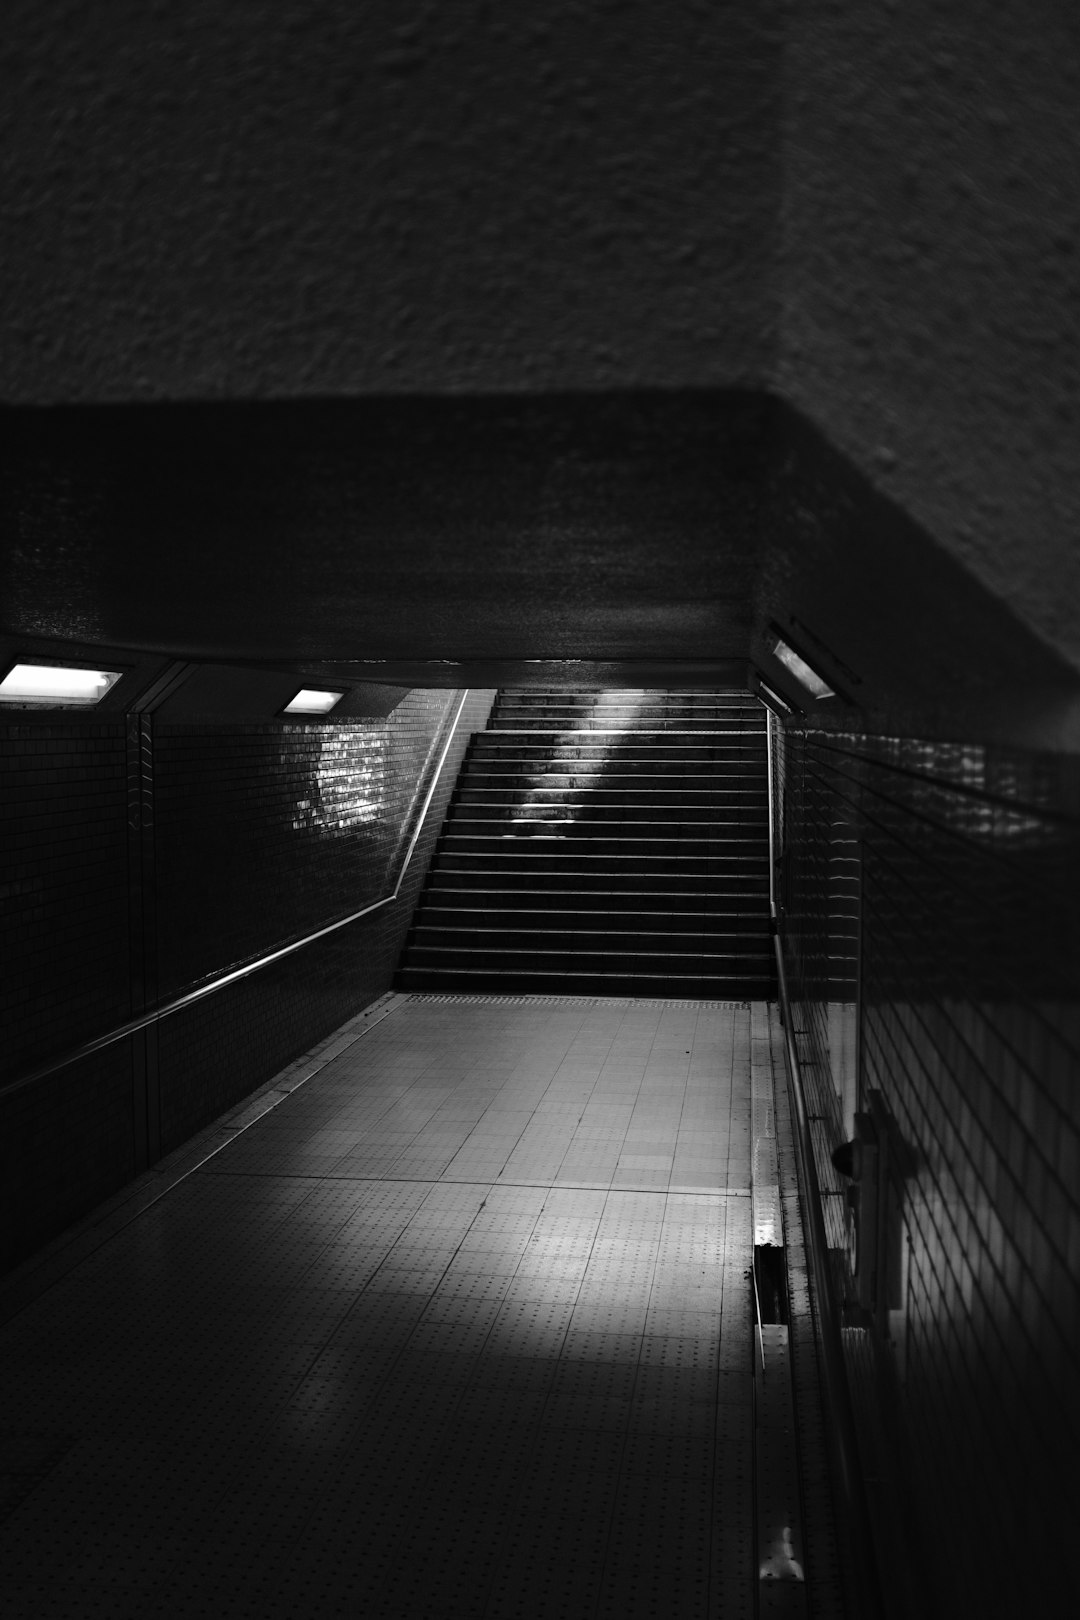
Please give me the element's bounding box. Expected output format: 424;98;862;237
755;396;1080;751
1;392;1077;748
0;390;767;673
332;683;411;719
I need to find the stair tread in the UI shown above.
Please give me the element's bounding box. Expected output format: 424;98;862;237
398;966;773;979
417;894;764;907
408;946;777;952
409;933;773;946
396;687;774;994
434;851;769;862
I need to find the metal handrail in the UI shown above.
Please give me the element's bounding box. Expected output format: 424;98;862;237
0;690;471;1101
766;708;776;921
772;933;882;1618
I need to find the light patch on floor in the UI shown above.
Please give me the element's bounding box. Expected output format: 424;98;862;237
0;996;781;1619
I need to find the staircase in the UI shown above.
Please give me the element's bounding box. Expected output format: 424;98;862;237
395;689;775;998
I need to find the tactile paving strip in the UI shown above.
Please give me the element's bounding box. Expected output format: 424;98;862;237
0;996;823;1619
409;993;749;1009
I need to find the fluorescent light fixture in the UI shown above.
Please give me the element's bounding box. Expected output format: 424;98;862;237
283;688;343;715
771;637;835;700
757;679;794;715
0;662;123;707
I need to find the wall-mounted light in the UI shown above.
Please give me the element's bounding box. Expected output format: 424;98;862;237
0;661;124;708
770;635;835;701
756;678;795;716
282;688;344;715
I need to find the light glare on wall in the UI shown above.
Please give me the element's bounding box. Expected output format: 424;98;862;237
771;638;835;700
0;663;123;707
283;688;343;715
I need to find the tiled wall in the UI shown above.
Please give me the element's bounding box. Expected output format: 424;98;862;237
777;719;1080;1618
1;722;131;1077
0;689;495;1272
154;694;470;993
156;691;496;1152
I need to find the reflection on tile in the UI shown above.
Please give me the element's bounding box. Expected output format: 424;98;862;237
779;716;1080;1615
0;995;809;1618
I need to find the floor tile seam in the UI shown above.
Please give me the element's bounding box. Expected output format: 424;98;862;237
521;1005;632;1193
711;1223;755;1610
474;1160;634;1620
318;1072;460;1153
259;1175;510;1447
282;1172;449;1320
398;1151;626;1619
0;992;411;1328
585;1178;684;1616
374;1121;634;1380
622;1006;692;1157
473;1070;581;1184
193;1169;749;1199
40;1175;465;1585
534;1003;680;1203
725;1006;743;1197
711;1015;748;1607
659;1002;704;1200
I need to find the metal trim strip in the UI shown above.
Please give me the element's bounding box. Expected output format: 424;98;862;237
0;690;471;1101
772;932;883;1618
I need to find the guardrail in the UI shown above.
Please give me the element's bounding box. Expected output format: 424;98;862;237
772;918;882;1617
0;690;471;1102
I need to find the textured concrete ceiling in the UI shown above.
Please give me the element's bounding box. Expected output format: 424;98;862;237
2;2;1078;745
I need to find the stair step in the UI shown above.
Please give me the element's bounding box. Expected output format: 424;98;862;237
469;761;764;780
454;785;766;802
430;842;767;868
395;967;775;996
464;759;764;776
430;863;768;887
410;906;769;930
394;687;774;998
493;690;758;702
427;865;770;895
470;735;765;751
483;733;764;743
486;723;765;735
458;776;765;796
490;705;763;727
407;925;771;952
491;691;754;697
492;689;757;699
443;818;768;834
403;936;770;958
418;889;769;916
447;808;766;833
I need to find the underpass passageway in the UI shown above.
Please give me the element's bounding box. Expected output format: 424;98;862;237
0;995;832;1619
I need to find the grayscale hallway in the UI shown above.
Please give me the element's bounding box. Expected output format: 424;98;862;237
0;995;834;1619
3;4;1079;1611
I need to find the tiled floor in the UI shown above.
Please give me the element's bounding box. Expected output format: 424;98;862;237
1;995;790;1618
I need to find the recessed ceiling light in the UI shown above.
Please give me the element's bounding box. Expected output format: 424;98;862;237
0;662;124;707
283;688;343;715
771;637;835;700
